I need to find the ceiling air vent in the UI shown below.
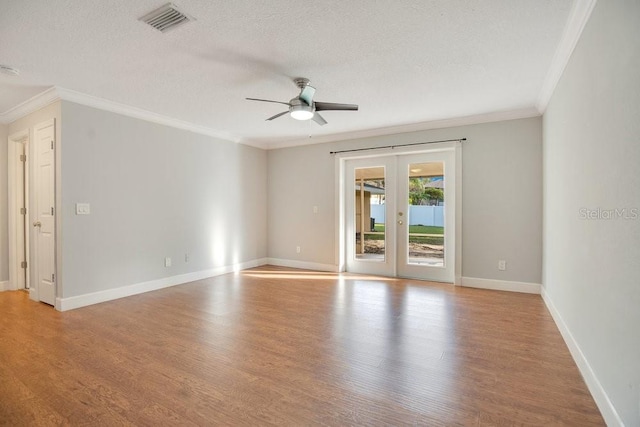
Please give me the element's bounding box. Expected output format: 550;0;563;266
140;3;193;33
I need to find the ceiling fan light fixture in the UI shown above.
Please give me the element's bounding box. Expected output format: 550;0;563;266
290;105;314;121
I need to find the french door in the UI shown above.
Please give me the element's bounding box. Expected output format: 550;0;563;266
345;150;456;282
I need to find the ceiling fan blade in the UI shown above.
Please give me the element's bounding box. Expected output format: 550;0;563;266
246;97;291;106
312;112;327;126
314;101;358;111
299;85;316;106
266;111;289;121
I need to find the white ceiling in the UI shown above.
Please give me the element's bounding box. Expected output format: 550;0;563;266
0;0;577;149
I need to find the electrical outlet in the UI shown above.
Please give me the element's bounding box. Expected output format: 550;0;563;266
75;203;90;215
184;253;189;263
498;260;506;271
313;206;318;214
296;246;301;254
165;257;172;267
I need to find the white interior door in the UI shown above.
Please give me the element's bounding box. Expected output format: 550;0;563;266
344;149;456;283
33;119;56;306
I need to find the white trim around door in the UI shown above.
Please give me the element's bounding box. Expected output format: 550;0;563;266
7;129;31;293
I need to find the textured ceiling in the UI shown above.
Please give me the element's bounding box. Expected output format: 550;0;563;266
0;0;573;148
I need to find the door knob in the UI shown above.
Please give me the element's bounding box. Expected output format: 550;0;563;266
398;220;403;225
33;221;41;227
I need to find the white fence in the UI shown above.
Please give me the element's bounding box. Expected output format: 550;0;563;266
371;205;444;227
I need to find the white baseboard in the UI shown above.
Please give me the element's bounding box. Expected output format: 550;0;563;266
55;258;268;311
541;288;623;427
461;277;541;294
266;258;338;273
0;281;10;292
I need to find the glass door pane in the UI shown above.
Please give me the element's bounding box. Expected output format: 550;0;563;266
406;162;445;267
354;167;386;261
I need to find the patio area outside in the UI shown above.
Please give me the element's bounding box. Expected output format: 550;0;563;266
357;224;444;266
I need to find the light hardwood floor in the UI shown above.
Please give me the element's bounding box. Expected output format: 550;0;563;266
0;266;603;425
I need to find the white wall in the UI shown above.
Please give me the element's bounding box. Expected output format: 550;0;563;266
0;122;8;282
59;101;267;299
268;117;542;284
543;1;640;425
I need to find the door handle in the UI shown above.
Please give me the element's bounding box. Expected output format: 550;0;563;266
33;221;41;228
398;220;403;225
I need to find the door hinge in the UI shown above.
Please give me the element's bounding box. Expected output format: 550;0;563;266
51;140;54;150
20;207;27;215
51;207;54;215
52;273;55;282
21;261;27;269
19;154;27;162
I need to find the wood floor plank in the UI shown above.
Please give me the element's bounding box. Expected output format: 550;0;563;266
0;267;604;425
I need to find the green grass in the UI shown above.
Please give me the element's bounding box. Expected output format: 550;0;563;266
373;224;443;234
363;224;444;245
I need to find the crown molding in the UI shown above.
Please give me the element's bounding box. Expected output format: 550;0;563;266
2;87;540;151
537;0;598;113
0;87;60;124
56;87;239;142
0;86;241;144
260;107;541;150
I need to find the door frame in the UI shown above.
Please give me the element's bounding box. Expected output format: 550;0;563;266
335;141;462;284
7;129;31;294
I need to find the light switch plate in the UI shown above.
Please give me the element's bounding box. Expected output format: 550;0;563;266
76;203;90;215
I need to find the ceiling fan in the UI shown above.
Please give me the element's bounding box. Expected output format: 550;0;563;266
246;78;358;126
